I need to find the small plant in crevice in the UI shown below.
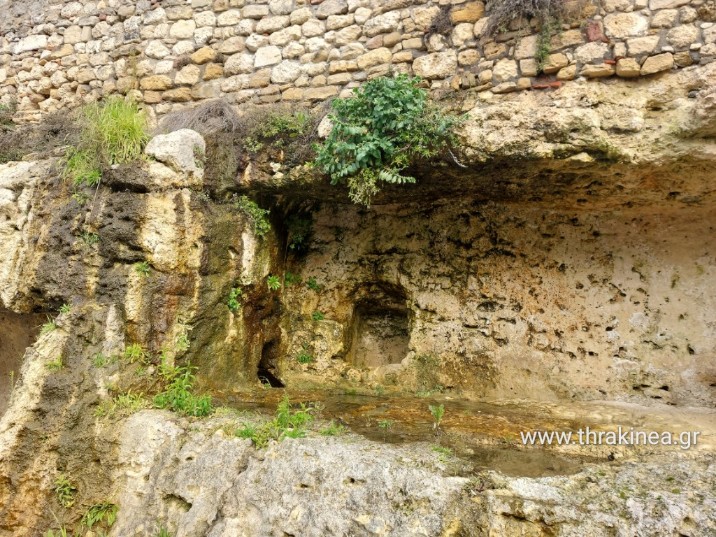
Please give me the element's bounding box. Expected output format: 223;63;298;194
0;101;15;129
124;343;147;364
315;74;460;206
425;6;454;41
81;502;118;530
235;195;270;239
536;16;561;72
236;395;315;449
92;352;116;368
429;403;445;431
377;419;393;439
53;474;77;508
72;190;90;206
286;214;313;253
156;528;172;537
306;277;322;292
47;356;64;371
153;363;213;417
134;261;151;276
311;311;325;321
193;146;205;169
173;324;192;355
320;421;347;437
40;316;58;335
80;231;100;246
297;344;314;364
59;303;71;314
227;286;243;312
43;528;68;537
266;275;281;291
94;391;149;418
284;271;302;286
432;444;453;463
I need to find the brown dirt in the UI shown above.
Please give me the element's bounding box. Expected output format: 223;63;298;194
0;309;44;416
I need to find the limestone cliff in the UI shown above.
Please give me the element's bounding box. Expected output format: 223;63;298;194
0;47;714;537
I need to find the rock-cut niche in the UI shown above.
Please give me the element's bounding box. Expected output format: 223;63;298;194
258;339;285;387
0;308;45;416
347;284;411;368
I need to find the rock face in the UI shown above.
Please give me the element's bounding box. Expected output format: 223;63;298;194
269;63;716;407
111;412;467;537
144;128;206;185
104;411;716;537
0;55;715;537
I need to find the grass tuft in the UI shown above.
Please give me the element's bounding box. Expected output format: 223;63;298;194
63;97;148;186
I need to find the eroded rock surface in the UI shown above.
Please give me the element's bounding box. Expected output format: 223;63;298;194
0;61;714;536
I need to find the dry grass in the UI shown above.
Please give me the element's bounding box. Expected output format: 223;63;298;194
157;99;324;193
157;98;241;136
484;0;567;36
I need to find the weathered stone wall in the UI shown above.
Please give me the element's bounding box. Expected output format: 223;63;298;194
0;0;715;121
282;198;716;406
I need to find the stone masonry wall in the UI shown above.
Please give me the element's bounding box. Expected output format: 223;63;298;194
0;0;715;121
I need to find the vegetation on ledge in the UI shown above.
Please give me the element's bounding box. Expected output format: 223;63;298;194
315;74;461;206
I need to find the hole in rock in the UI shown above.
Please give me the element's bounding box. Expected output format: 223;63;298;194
258;340;284;387
348;286;410;368
0;309;45;416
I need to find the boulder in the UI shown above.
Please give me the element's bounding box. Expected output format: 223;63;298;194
145;129;206;178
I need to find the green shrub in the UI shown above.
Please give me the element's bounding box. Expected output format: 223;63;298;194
244;110;312;153
64;97;148;186
315;74;459;206
153;364;213;417
235;196;271;238
238;107;318;166
236;395;314;448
